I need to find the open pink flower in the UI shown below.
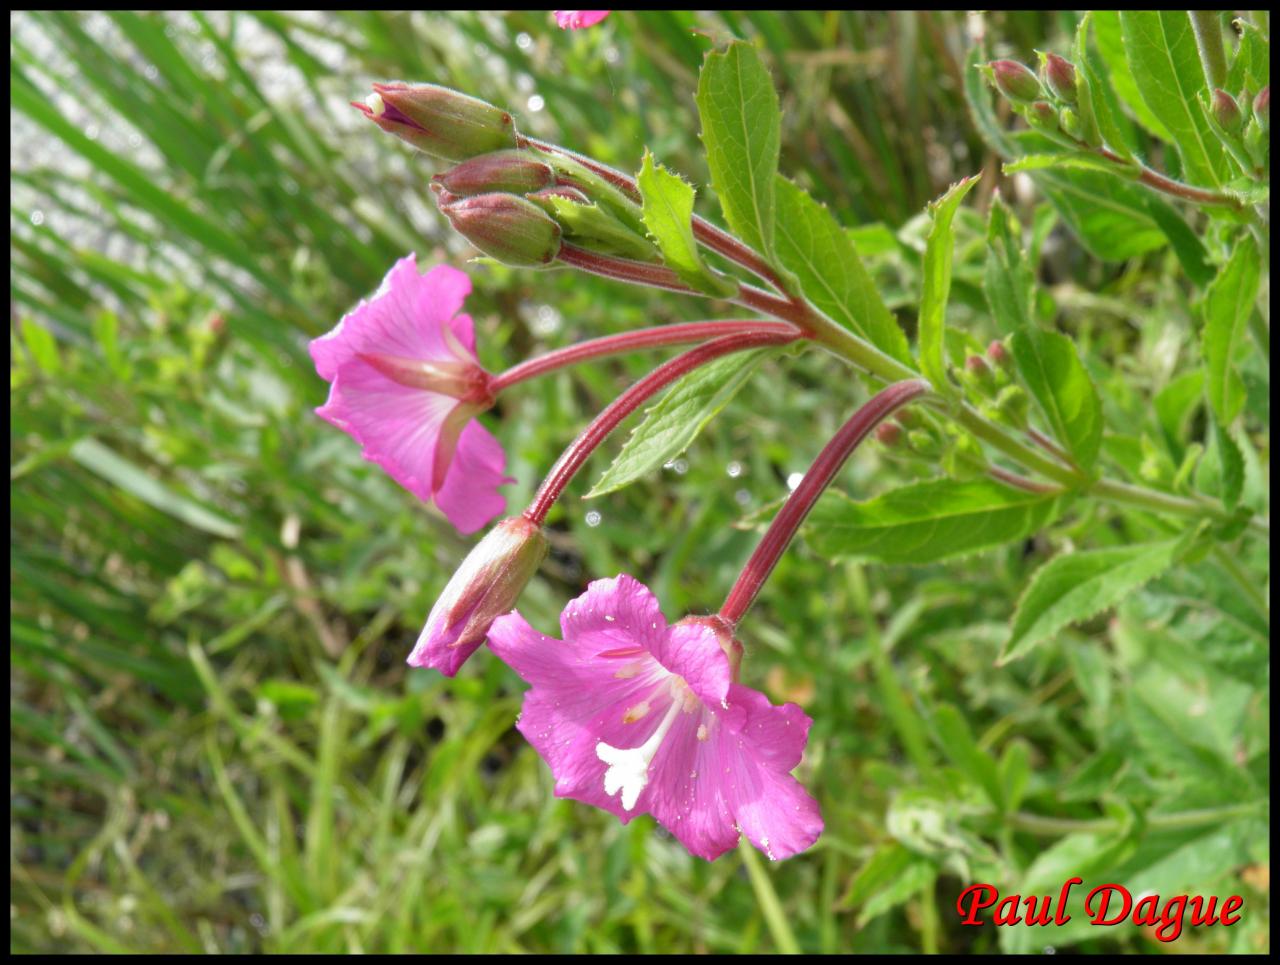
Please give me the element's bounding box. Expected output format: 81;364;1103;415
488;575;823;861
554;10;611;30
310;255;512;534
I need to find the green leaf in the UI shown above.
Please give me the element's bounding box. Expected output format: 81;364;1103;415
1002;152;1132;176
696;41;780;258
1093;10;1172;141
1226;18;1270;93
636;151;736;297
1010;328;1103;471
1073;12;1135;160
69;438;242;539
917;175;980;394
586;348;776;498
983;195;1034;336
933;703;1002;809
1119;11;1227;188
805;478;1064;565
841;844;937;928
773;176;913;367
20;318;61;375
1001;538;1190;663
544;195;658;263
1201;234;1261;425
1197;413;1245;511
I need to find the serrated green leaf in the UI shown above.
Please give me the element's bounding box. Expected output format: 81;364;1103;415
917;175;979;394
586;348;775;498
773;176;913;367
1001;538;1190;663
805;478;1064;565
1119;11;1227;188
983;194;1034;336
1201;234;1261;425
1003;152;1133;176
544;195;658;262
1226;18;1270;93
696;41;780;258
636;151;736;297
1011;328;1103;471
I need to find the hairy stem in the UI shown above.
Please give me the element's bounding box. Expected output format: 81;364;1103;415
720;379;932;625
523;329;799;525
490;319;800;393
1190;10;1228;90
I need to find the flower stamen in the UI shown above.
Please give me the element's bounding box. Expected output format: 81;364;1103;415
596;697;683;811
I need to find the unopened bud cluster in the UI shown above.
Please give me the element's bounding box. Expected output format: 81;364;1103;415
984;54;1096;147
355;82;658;268
1206;84;1270;173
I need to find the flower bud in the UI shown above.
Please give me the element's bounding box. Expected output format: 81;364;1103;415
1254;85;1270;132
439;192;563;267
1039;52;1077;104
408;516;549;676
986;339;1012;371
355;82;517;162
906;429;941;456
875;422;901;447
1211;89;1244;135
988;60;1042;103
434;150;556;197
1025;100;1059;133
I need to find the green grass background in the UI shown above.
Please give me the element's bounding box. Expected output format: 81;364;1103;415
10;11;1269;953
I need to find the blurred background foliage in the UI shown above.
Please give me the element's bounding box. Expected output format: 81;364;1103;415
10;10;1269;953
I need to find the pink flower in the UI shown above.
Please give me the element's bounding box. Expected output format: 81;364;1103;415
488;575;823;861
554;10;611;30
310;255;512;534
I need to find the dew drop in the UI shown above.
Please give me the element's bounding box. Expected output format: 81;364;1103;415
29;210;44;226
726;461;743;478
515;31;532;49
584;510;602;527
786;472;804;491
527;94;545;112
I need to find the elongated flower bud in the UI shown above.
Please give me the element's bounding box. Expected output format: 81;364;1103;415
408;516;549;676
1211;89;1243;135
875;422;901;446
1039;52;1077;104
1254;85;1270;132
439;192;563;267
988;60;1042;103
355;82;517;162
435;150;556;197
986;339;1012;371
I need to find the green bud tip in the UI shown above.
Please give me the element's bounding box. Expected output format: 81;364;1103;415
1059;107;1082;140
435;150;556;197
439;192;563;268
354;82;517;162
988;59;1043;103
1211;89;1244;134
1039;52;1077;104
1254;85;1269;131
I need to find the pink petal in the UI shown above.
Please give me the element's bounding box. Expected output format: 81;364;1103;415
651;620;732;710
316;357;455;502
715;685;823;860
432;419;512;534
310;255;476;381
644;708;742;860
558;574;670;658
555;10;611;30
488;610;669;820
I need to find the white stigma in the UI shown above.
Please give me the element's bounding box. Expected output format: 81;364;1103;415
596;698;683;811
365;92;386;117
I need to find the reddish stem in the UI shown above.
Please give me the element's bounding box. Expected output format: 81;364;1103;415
490;320;801;393
1094;146;1242;209
524;136;792;293
523;330;799;525
988;466;1059;494
1026;428;1077;469
557;243;696;294
719;379;931;626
